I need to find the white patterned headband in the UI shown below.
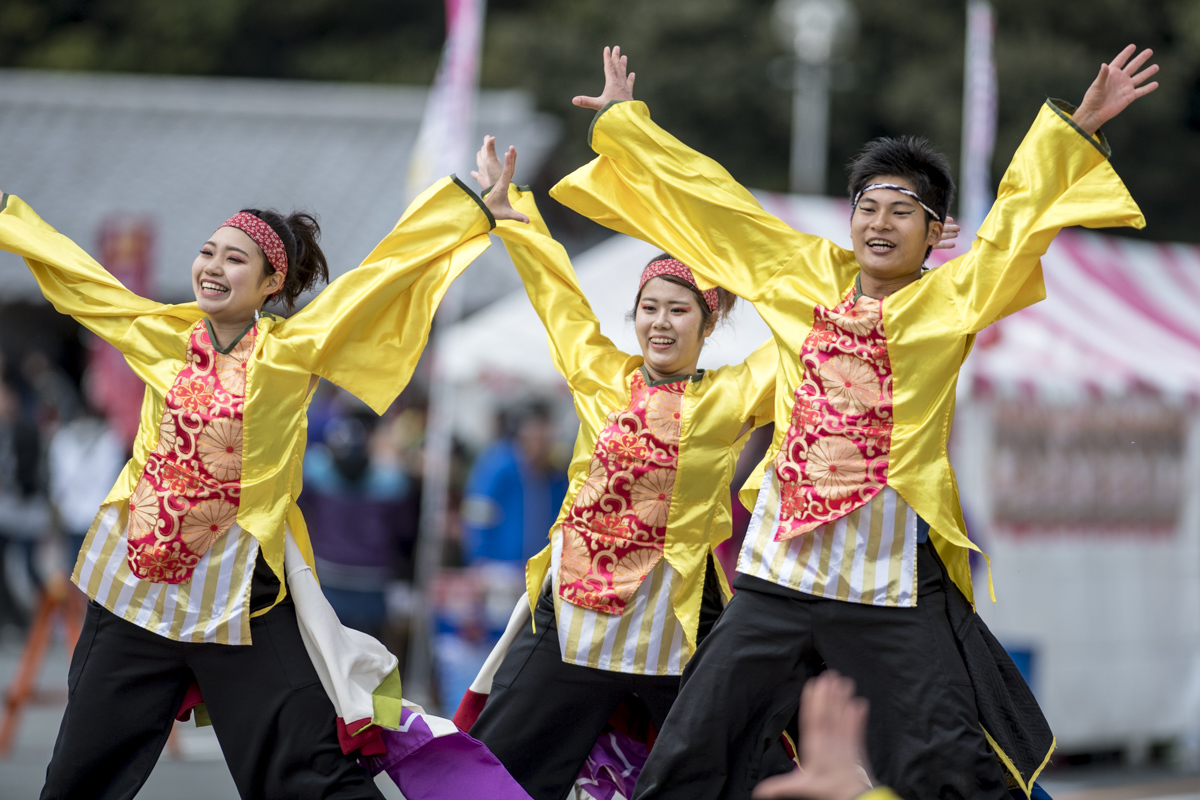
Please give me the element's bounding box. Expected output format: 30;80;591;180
851;183;942;222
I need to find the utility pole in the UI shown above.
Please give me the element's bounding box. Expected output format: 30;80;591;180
774;0;857;195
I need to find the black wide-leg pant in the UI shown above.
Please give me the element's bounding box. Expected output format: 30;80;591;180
41;597;384;800
472;560;725;800
633;542;1008;800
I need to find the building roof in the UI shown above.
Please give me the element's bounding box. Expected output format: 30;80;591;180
0;69;561;312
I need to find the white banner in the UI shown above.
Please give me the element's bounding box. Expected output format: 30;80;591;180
405;0;487;202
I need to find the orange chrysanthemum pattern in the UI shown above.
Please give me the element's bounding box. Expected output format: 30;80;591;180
774;292;893;541
558;371;684;615
127;321;253;583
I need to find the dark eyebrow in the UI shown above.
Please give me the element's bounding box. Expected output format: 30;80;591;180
641;296;693;306
858;197;916;208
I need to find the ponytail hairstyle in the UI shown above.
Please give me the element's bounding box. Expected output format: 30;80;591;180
632;252;737;338
240;208;330;314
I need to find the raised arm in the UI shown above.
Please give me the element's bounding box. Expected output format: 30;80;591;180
279;175;494;414
551;47;851;309
941;46;1155;333
0;192;186;353
472;136;625;390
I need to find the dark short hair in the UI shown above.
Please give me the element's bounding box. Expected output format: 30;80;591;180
846;136;955;225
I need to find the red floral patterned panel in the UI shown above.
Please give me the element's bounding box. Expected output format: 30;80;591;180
558;371;684;615
126;322;252;583
774;292;893;541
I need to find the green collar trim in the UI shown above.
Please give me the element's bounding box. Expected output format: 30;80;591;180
0;193;8;213
852;269;929;301
640;365;703;387
205;318;255;354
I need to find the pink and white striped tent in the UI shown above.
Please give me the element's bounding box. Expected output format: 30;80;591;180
966;230;1200;399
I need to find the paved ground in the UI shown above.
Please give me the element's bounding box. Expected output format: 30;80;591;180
0;629;1197;800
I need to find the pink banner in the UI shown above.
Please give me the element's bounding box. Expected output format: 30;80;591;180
405;0;486;201
88;216;155;446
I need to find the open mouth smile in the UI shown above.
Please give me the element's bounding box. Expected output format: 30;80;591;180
200;280;230;297
866;239;896;253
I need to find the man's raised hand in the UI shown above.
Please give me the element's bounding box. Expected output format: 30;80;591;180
476;137;530;224
573;46;636;111
1073;45;1159;136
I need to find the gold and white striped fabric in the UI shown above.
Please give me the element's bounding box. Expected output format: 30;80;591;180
738;471;919;607
73;503;259;645
550;529;689;676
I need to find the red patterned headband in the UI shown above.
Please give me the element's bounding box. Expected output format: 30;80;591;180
220;212;289;281
639;258;719;313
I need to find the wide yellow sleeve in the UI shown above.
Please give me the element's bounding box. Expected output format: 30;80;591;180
549;100;851;310
940;99;1145;333
727;336;778;433
492;186;627;390
0;193;181;349
279;176;494;414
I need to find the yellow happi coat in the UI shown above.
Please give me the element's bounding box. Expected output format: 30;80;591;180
551;99;1145;603
0;177;493;614
495;186;776;662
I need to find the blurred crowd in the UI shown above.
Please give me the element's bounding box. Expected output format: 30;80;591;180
0;348;123;634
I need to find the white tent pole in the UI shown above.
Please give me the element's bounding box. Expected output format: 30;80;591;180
404;0;488;709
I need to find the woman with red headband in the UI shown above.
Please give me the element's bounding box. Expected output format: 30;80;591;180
447;136;777;800
0;157;525;798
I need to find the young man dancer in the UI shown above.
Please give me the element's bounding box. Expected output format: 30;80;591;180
552;44;1156;800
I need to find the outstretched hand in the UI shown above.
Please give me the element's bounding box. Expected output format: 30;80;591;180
470;135;505;193
573;45;636;111
1073;45;1159;136
475;137;530;224
753;672;874;800
931;216;960;251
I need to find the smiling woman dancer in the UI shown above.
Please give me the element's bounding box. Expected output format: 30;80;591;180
448;135;778;800
0;159;523;799
554;45;1155;800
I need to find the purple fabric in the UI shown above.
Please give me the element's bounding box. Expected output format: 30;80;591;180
574;730;649;800
362;708;532;800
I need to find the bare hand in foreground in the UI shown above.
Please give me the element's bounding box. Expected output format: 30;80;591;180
475;137;529;224
753;672;874;800
1073;45;1159;136
931;215;960;250
573;45;636;111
